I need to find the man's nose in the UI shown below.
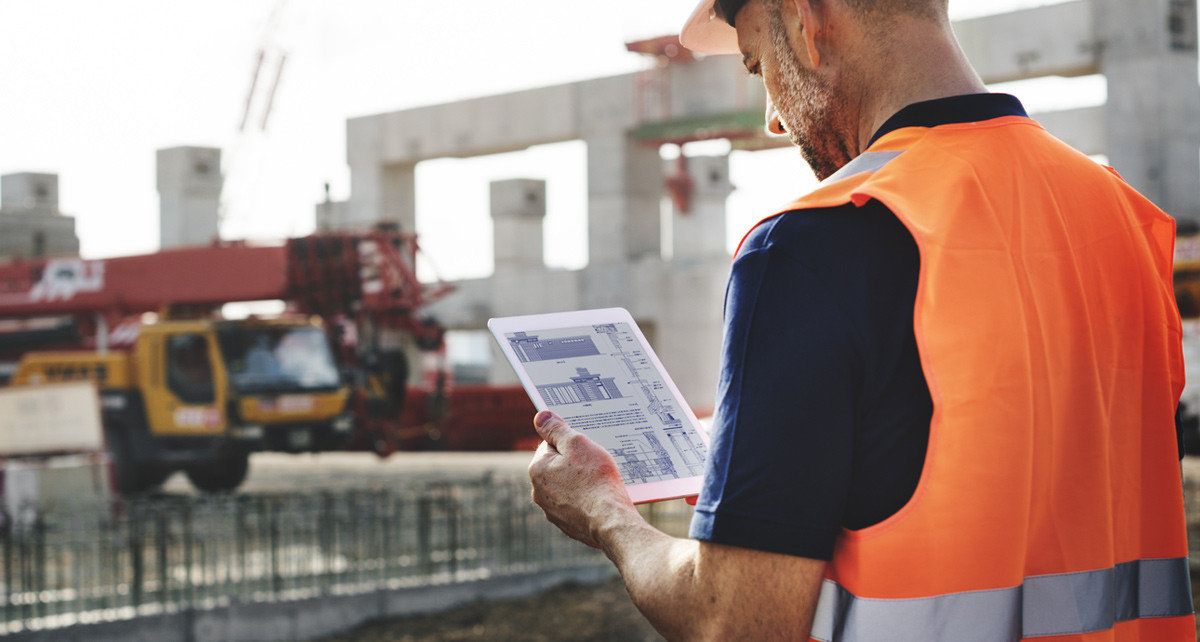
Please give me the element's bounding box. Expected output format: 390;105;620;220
766;101;787;135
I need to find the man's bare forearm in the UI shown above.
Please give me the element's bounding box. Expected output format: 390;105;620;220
528;412;825;640
594;504;826;642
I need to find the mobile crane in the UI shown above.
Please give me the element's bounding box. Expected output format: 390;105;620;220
0;226;452;493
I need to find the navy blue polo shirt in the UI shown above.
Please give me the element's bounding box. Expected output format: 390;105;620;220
688;94;1029;561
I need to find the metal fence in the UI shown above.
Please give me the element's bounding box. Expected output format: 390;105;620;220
6;474;1195;637
0;475;617;635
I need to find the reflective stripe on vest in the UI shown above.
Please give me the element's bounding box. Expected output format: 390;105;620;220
820;150;904;185
810;557;1192;641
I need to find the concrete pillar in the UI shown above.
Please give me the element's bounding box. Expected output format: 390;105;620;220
487;179;547;385
585;135;663;264
0;173;79;259
1096;0;1200;224
315;200;350;232
1;173;58;214
490;179;546;273
669;155;732;262
347;162;417;232
657;263;728;412
157;146;222;248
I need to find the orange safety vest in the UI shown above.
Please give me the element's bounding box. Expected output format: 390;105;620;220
752;116;1194;641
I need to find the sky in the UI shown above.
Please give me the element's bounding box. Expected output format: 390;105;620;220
0;0;1096;282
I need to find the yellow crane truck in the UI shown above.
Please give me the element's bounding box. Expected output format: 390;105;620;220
0;227;450;493
9;318;353;492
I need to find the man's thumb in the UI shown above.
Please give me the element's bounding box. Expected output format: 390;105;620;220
533;410;569;445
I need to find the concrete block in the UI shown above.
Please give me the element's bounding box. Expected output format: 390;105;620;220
490;179;546;220
382;106;437;162
586;135;663;263
955;1;1100;83
380;163;418;232
584;198;630;265
670;155;731;262
580;263;630;310
158;147;222;248
156;147;222;195
314;199;351;232
498;85;578;153
347;162;417;233
435;99;485;156
493;220;544;270
578;75;638;137
1;173;59;211
669;56;761;118
1103;48;1200;220
346;115;384;167
0;212;80;259
1095;0;1174;58
585;135;630;195
369;85;581;165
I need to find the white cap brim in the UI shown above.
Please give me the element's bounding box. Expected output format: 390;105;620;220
680;0;740;55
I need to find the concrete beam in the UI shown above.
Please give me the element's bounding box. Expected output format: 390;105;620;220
955;1;1101;84
347;57;761;168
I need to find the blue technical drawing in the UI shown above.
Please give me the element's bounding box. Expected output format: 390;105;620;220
666;429;706;476
594;323;682;427
537;368;624;406
507;331;601;363
612;432;679;484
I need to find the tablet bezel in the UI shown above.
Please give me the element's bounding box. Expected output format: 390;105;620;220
488;307;708;504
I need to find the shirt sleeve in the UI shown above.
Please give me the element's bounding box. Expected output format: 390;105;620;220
689;219;863;561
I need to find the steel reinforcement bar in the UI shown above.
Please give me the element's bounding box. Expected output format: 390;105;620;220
0;474;691;636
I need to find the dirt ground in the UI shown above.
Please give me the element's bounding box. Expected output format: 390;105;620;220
319;571;1200;641
318;577;664;642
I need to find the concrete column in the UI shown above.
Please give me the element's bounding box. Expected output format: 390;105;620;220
1;173;58;214
585;135;663;264
0;173;80;259
668;155;732;262
347;162;417;232
157;146;222;248
490;179;546;273
1096;0;1200;223
488;179;548;385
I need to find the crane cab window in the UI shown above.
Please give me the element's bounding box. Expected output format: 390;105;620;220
218;325;340;394
167;334;215;404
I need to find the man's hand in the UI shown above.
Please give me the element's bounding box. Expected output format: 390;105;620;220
528;410;638;549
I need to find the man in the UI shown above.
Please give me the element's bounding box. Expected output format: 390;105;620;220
528;0;1195;639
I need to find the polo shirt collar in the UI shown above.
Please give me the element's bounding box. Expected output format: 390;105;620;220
867;93;1028;148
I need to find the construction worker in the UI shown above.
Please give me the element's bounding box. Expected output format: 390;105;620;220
528;0;1195;639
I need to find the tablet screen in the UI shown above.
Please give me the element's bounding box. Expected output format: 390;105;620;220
502;321;708;490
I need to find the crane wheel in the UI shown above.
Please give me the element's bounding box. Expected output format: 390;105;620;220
108;430;169;495
185;453;250;493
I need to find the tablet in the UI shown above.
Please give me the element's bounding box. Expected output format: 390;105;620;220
488;308;709;503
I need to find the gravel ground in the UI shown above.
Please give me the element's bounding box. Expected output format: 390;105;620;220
316;577;665;642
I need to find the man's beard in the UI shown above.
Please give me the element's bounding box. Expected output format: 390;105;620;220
769;19;857;180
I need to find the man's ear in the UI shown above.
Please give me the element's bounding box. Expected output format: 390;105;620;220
783;0;823;68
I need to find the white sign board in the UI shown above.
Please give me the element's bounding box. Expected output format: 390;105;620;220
0;383;104;456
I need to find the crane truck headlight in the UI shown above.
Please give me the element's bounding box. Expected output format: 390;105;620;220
232;424;265;440
332;414;354;433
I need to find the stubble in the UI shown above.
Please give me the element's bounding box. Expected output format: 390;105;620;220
767;10;858;181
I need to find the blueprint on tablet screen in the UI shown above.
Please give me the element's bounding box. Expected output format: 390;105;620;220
507;322;707;485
